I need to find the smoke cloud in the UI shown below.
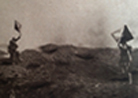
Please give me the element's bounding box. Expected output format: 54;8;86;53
0;0;138;51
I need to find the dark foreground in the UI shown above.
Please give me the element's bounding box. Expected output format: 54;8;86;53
0;44;138;98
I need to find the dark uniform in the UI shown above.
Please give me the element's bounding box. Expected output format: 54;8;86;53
118;43;132;73
8;37;21;64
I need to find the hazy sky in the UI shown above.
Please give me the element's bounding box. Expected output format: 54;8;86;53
0;0;138;51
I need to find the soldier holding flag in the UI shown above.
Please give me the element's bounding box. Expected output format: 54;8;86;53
8;20;22;64
111;25;133;84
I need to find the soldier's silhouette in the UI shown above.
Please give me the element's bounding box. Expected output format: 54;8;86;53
8;34;21;65
111;25;133;84
118;41;132;73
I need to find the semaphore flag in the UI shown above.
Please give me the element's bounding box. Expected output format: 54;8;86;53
120;25;134;43
14;20;22;33
111;25;134;43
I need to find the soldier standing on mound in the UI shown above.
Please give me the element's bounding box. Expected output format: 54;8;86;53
111;25;133;84
8;20;22;65
8;35;21;64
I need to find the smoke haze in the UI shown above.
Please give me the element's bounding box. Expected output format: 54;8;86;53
0;0;138;51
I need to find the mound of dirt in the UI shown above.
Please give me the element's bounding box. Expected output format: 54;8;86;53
0;50;7;56
40;44;58;53
0;44;138;98
20;49;47;67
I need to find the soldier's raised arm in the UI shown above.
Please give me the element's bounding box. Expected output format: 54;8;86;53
13;33;21;42
111;28;121;42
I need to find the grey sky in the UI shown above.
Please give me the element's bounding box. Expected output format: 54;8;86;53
0;0;138;51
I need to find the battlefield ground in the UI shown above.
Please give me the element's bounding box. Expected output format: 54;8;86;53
0;44;138;98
